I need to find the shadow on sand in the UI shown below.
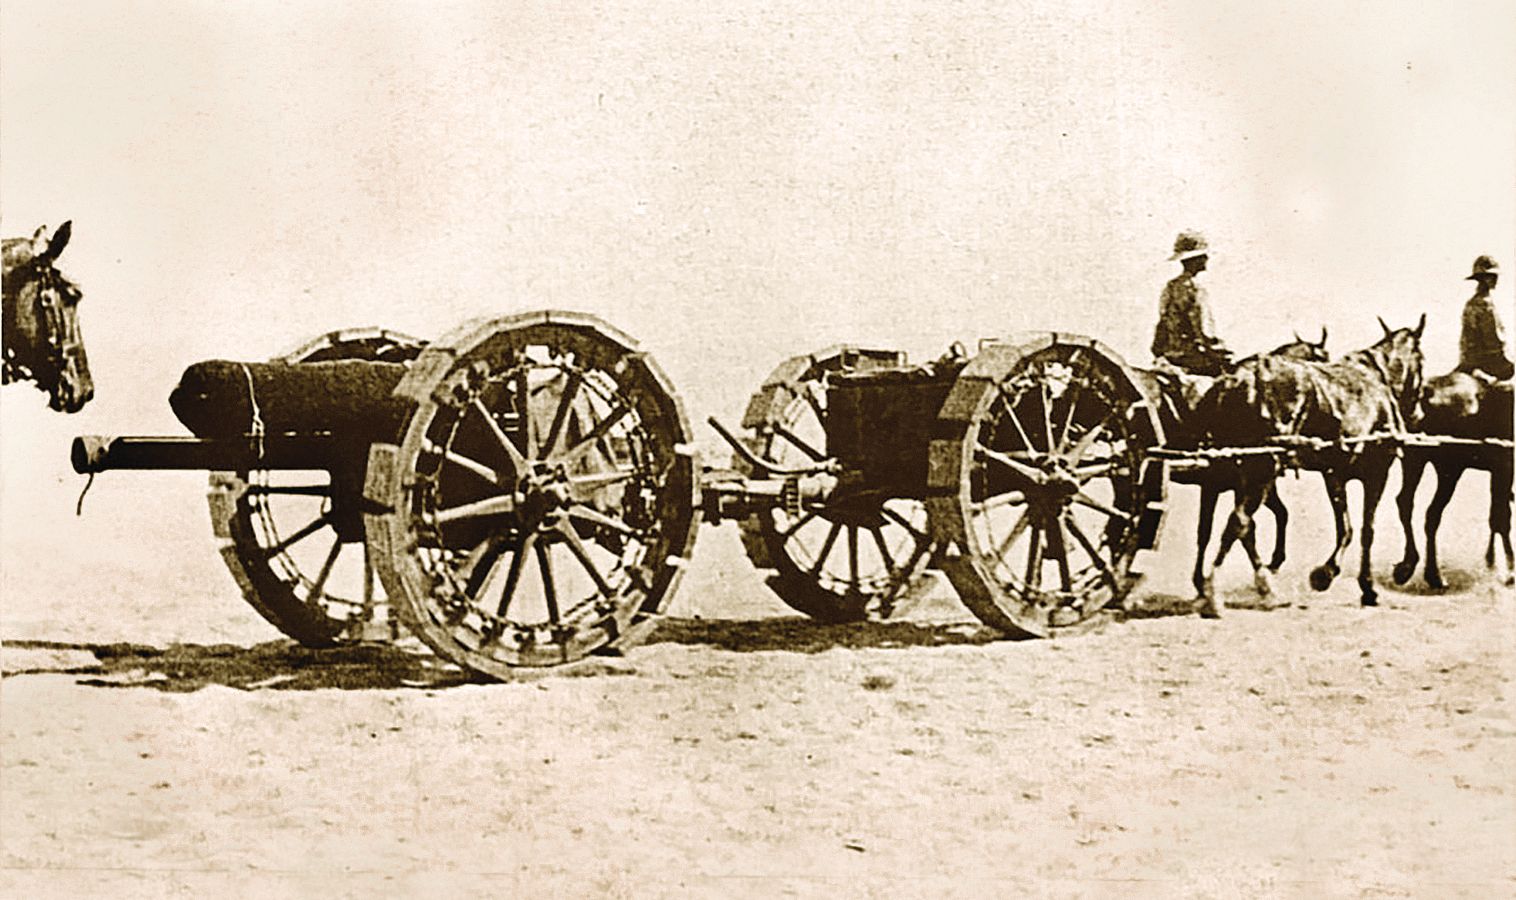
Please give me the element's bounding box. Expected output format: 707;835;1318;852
1;617;1010;692
643;616;1005;653
1;639;477;692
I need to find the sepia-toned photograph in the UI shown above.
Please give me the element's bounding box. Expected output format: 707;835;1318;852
3;2;1512;896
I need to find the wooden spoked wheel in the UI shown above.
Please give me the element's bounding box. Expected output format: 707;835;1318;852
928;336;1165;637
365;312;699;675
207;328;425;647
736;347;937;622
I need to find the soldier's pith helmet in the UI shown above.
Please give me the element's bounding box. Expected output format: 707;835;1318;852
1170;231;1210;261
1467;255;1499;280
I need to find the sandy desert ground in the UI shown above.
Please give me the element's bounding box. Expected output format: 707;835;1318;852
2;472;1514;899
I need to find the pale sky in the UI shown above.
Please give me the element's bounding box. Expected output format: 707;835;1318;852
3;1;1512;622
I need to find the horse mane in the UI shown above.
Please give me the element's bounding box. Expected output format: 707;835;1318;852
1196;326;1421;447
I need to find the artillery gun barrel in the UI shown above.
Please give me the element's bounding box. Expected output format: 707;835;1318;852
71;434;350;474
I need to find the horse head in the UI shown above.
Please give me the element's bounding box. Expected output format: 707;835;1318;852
2;221;93;412
1280;326;1330;362
1367;314;1426;429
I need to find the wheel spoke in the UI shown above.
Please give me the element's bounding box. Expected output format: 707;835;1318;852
799;381;826;423
809;521;843;575
1055;355;1084;453
778;508;821;540
846;525;860;593
869;526;897;576
473;397;528;473
1050;519;1074;594
308;537;343;602
535;540;560;623
268;513;332;556
774;425;825;462
996;385;1039;453
554;402;629;467
541;370;584;458
569;469;634;488
1063;416;1112;465
556;521;615;597
1064;514;1119;592
567;504;636;537
514;369;536;459
424;440;504;486
1023;522;1044;592
970;490;1027;515
1039;382;1057;453
1072;491;1131;521
496;535;534;618
978;446;1045;487
1073;459;1129;483
455;536;501;587
880;505;929;543
992;508;1034;564
432;493;517;525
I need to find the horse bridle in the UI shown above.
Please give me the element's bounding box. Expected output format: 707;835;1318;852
2;259;82;385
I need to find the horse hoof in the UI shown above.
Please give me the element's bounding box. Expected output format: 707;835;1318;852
1391;562;1416;585
1426;572;1445;591
1198;605;1221;620
1361;593;1378;607
1309;566;1335;592
1253;570;1274;597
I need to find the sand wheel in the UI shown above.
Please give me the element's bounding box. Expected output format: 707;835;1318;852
927;334;1166;637
207;328;426;646
364;311;699;675
736;346;938;622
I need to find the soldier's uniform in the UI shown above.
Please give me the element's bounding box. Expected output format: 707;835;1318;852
1457;256;1513;381
1152;231;1231;377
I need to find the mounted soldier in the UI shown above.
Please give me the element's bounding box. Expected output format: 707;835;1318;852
1456;255;1512;383
1152;230;1232;377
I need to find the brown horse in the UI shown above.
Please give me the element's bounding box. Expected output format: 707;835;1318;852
1392;372;1514;588
1198;317;1425;615
1185;330;1330;607
2;221;94;412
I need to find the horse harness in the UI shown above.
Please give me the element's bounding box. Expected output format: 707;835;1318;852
2;257;82;384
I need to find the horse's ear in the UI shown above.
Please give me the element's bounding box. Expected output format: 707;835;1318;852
1377;315;1391;337
1293;330;1303;342
43;221;72;260
1319;325;1328;347
1414;313;1425;338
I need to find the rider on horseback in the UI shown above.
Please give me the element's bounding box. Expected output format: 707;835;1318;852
1457;255;1512;383
1152;230;1233;377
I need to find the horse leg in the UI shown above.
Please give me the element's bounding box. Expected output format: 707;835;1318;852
1310;472;1352;592
1193;483;1219;605
1203;468;1271;618
1357;458;1393;607
1201;490;1249;619
1490;461;1514;587
1236;482;1275;600
1392;453;1427;585
1423;462;1460;591
1264;480;1289;573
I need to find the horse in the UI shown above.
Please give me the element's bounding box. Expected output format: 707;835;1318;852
1184;329;1331;608
1197;316;1425;615
2;221;94;412
1392;372;1514;588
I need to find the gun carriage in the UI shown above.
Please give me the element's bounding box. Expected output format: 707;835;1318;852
74;312;1170;679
